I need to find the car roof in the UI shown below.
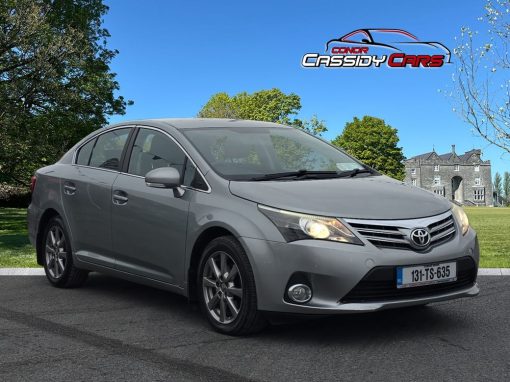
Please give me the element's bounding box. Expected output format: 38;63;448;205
109;118;288;130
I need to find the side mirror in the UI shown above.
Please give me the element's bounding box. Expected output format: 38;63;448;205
145;167;181;189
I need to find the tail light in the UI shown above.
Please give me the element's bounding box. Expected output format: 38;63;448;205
30;175;37;193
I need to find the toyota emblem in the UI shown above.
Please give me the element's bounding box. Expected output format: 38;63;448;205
410;228;431;249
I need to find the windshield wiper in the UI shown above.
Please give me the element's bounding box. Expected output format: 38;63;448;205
249;168;376;181
335;168;375;178
250;170;339;181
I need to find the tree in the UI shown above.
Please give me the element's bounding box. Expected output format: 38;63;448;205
494;172;503;204
452;0;510;155
291;115;328;136
504;171;510;205
196;92;238;119
0;0;131;185
197;88;327;136
332;116;405;180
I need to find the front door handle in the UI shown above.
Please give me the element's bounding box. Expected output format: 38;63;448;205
63;182;76;195
112;190;128;205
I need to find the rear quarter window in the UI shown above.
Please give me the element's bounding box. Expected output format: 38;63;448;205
76;139;95;166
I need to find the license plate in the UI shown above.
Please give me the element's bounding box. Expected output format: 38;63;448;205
396;262;457;289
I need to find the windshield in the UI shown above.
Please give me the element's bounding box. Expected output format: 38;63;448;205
181;127;367;180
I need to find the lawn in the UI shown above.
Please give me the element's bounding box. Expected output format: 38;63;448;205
0;207;509;268
0;208;38;267
464;207;510;268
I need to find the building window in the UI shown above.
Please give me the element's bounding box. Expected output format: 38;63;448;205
434;175;441;185
412;179;417;186
434;165;440;171
411;168;416;175
433;188;444;196
474;164;480;172
475;177;481;186
474;188;485;201
454;164;460;171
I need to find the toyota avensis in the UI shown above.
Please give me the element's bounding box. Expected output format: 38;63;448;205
28;119;479;335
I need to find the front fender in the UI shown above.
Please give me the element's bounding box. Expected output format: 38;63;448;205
183;194;284;295
186;197;283;253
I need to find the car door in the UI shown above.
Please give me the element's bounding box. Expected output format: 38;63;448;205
111;127;193;286
60;127;132;267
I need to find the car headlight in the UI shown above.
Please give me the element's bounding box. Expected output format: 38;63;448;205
258;205;363;245
451;202;469;235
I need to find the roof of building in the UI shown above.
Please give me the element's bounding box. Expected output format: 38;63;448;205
406;148;483;163
411;151;435;160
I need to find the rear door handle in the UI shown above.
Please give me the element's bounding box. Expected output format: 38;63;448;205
112;190;128;205
63;182;76;195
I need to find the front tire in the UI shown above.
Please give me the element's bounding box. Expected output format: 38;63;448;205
42;216;88;288
197;236;267;335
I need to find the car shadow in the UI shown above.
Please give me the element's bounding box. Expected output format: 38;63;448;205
260;306;468;345
78;272;472;345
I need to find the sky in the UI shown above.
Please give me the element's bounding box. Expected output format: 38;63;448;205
103;0;509;176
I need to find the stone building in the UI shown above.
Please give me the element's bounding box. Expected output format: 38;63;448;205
404;145;493;206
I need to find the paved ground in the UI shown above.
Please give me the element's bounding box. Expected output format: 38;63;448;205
0;275;508;382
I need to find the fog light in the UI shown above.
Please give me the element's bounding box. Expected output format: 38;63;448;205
287;284;312;303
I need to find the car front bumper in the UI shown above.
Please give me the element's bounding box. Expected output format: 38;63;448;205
240;227;479;314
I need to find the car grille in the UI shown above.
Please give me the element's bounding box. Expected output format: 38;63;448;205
340;256;477;303
345;213;456;250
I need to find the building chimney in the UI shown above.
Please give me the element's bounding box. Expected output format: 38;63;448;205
451;144;456;155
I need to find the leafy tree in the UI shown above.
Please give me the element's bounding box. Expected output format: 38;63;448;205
291;115;328;136
452;0;510;155
197;88;327;136
196;92;238;119
494;172;503;204
0;0;131;185
504;171;510;206
332;116;405;180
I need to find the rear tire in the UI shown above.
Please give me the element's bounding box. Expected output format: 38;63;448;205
197;236;267;335
42;216;88;288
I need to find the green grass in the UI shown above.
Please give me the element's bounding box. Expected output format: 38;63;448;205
464;207;510;268
0;207;509;268
0;208;38;267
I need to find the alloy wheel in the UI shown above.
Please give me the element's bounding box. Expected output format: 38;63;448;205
45;225;67;279
202;251;243;324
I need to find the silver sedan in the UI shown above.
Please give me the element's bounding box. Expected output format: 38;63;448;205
28;118;479;335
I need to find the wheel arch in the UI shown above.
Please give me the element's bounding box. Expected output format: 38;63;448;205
35;208;61;265
187;225;238;301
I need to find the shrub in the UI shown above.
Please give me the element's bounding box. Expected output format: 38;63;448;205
0;183;31;208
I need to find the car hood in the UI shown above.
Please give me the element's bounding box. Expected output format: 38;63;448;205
229;175;451;220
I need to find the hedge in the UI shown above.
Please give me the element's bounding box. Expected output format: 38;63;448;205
0;183;31;208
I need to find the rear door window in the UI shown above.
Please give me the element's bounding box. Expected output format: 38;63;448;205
89;128;131;171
